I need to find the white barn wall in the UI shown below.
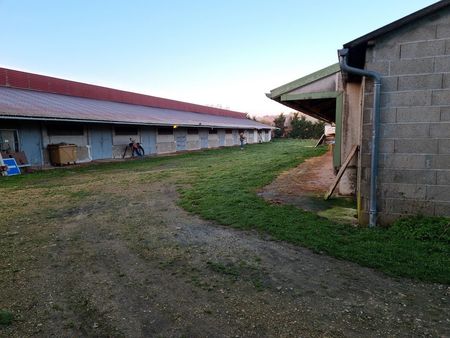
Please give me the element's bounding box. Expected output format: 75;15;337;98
186;132;200;150
156;133;175;153
112;131;141;159
208;132;219;148
42;126;91;164
14;122;271;167
225;131;234;146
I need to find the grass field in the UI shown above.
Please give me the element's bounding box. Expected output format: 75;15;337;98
2;139;449;284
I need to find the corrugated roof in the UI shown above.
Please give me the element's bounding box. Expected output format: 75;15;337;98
0;87;272;129
0;67;247;119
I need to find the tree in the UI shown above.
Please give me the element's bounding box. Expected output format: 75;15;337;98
289;112;302;138
273;113;286;138
288;112;325;139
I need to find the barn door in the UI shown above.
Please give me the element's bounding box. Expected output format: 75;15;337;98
90;126;112;160
175;128;187;151
218;130;225;147
19;125;43;166
199;129;208;148
141;127;157;155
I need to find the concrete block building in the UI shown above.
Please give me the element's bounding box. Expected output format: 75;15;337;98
0;68;272;167
268;1;450;225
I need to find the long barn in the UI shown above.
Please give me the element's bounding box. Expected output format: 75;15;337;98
0;68;272;167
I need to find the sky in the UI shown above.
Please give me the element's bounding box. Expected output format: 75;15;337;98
1;0;439;117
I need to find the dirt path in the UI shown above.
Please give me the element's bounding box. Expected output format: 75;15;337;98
264;148;335;196
258;149;336;211
1;170;449;337
258;149;359;223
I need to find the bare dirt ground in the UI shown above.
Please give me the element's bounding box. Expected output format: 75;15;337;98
1;166;449;337
261;147;336;199
258;148;358;224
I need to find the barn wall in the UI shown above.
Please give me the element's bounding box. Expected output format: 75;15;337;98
2;121;271;167
339;83;362;196
1;121;43;166
42;124;91;164
156;132;175;154
186;132;200;150
358;7;450;224
225;131;234;146
112;128;141;159
208;131;219;148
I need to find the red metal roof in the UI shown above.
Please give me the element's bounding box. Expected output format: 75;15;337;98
0;87;273;130
0;67;247;119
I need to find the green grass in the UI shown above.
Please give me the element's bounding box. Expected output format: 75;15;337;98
176;140;450;284
0;309;13;326
2;139;449;284
206;261;241;279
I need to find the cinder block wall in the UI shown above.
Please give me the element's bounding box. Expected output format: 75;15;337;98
360;8;450;224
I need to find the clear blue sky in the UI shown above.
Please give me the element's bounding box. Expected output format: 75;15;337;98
1;0;438;116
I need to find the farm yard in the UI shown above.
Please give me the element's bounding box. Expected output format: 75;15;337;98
1;140;449;337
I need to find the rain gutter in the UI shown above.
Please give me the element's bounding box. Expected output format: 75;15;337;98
338;48;382;227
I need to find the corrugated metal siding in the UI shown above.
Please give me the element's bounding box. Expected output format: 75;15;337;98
0;87;272;130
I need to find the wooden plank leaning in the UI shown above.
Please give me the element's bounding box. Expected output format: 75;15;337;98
315;134;326;148
324;145;359;200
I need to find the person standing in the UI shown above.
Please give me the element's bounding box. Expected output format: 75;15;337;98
239;131;246;150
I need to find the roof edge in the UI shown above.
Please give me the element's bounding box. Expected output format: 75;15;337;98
343;0;450;49
268;63;340;98
0;114;274;129
0;67;247;119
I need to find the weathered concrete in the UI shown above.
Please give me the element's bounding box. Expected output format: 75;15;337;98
358;7;450;224
400;40;446;59
397;74;443;91
396;106;441;122
339;83;361;195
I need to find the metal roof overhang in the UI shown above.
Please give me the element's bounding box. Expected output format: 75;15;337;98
0;87;274;130
281;91;341;123
267;63;341;123
273;94;338;123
